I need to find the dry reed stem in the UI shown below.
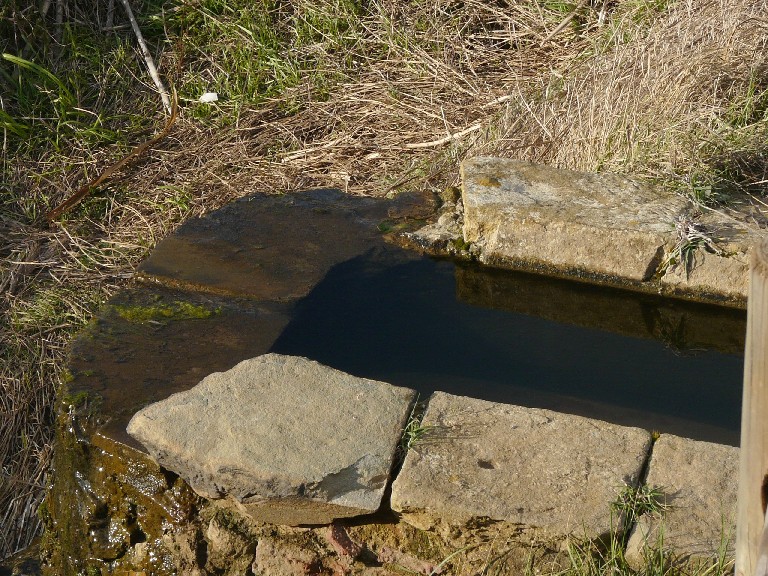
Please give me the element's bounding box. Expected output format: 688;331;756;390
484;0;768;183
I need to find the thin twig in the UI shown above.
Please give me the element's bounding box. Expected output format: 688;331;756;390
404;123;482;149
1;95;6;155
45;90;178;222
105;0;115;30
55;0;64;45
119;0;172;114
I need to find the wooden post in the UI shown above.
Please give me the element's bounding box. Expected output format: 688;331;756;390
737;238;768;576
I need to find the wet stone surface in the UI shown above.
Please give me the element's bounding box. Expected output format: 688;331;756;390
44;188;436;576
455;264;746;356
44;185;743;575
68;285;293;450
138;188;433;299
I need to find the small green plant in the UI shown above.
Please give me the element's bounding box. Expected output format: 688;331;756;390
659;215;724;279
612;482;669;528
554;485;669;576
399;399;436;454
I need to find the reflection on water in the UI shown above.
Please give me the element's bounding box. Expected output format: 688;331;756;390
71;188;746;449
271;247;745;446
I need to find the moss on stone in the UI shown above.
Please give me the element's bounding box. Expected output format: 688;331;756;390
111;300;220;323
452;236;472;252
42;402;197;575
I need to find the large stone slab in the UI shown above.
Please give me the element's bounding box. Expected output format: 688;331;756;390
127;354;416;526
459;157;756;306
461;157;689;283
625;435;738;568
390;391;652;540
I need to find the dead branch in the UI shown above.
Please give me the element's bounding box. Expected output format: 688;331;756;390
118;0;172;114
404;123;482;149
45;91;178;223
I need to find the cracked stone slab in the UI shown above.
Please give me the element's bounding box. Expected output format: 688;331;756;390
127;353;416;525
390;391;651;540
625;435;738;569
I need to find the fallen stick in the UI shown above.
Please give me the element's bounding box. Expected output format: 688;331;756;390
403;123;482;149
45;91;178;223
119;0;171;114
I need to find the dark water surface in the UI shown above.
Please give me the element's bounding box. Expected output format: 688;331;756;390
271;246;746;446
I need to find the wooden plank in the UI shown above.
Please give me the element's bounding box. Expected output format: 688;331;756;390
737;238;768;576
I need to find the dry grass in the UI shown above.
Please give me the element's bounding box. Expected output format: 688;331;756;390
1;0;766;564
481;0;768;198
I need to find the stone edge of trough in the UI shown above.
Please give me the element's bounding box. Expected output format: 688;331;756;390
400;156;764;309
124;369;738;566
387;390;737;564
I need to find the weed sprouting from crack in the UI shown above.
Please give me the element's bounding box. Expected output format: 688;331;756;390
660;215;724;279
398;399;438;459
612;483;670;528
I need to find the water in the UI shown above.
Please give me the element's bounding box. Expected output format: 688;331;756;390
271;246;745;445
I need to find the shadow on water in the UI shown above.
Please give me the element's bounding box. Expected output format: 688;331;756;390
270;246;746;446
70;190;746;448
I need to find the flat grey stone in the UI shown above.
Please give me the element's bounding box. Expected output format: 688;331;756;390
459;157;754;305
625;435;738;568
127;354;416;525
390;392;651;540
461;157;689;282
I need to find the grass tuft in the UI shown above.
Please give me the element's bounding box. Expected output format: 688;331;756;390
659;215;725;279
399;398;436;456
612;483;669;530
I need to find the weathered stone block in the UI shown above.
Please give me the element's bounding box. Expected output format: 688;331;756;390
625;435;738;568
390;391;651;540
458;156;754;306
461;157;689;282
127;354;416;525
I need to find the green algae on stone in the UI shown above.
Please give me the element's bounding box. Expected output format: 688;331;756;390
111;300;220;323
378;219;428;234
42;404;198;576
451;236;472;252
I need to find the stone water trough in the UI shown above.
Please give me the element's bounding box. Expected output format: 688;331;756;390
36;159;747;576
